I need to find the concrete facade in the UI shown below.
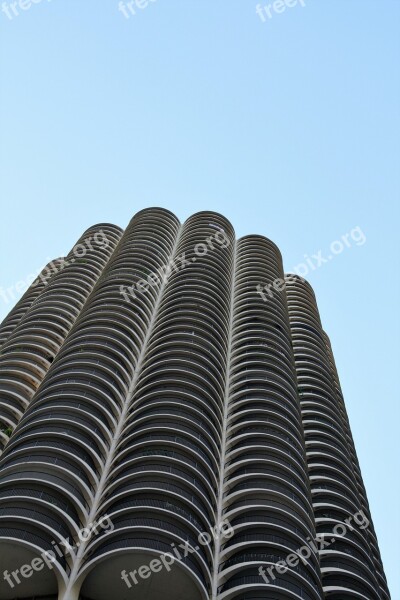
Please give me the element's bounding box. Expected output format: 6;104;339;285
0;209;390;599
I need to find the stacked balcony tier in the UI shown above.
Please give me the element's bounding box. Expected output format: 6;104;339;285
0;225;123;453
285;275;390;600
216;239;324;600
0;258;64;347
89;212;235;600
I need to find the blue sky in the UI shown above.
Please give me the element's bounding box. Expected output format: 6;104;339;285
1;0;399;595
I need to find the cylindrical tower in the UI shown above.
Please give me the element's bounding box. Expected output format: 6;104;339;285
285;274;390;600
322;330;390;599
0;209;390;600
216;238;324;600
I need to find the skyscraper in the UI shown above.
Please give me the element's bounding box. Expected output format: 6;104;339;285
0;208;389;600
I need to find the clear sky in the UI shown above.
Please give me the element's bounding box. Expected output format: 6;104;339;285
1;0;399;595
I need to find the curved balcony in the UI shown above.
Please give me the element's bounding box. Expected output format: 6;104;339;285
0;225;123;452
218;563;321;600
0;258;64;348
76;536;209;600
